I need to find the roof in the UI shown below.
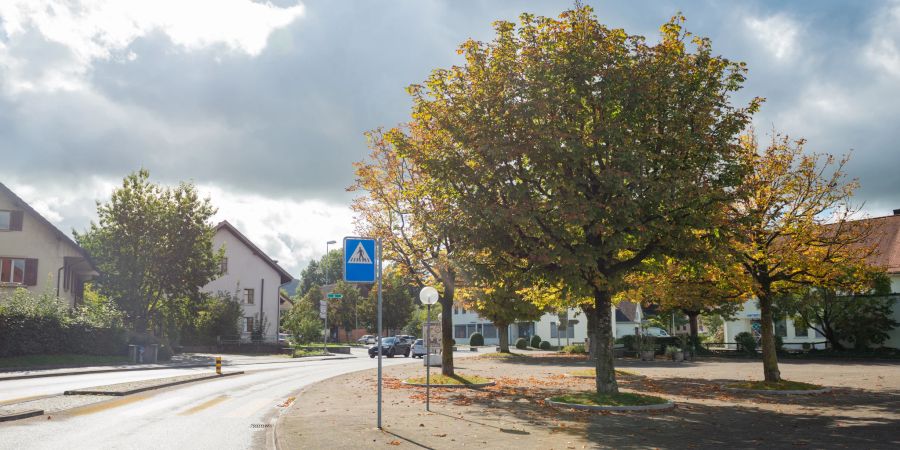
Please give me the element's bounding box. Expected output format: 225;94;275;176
858;213;900;274
616;301;639;322
215;220;294;284
0;182;99;274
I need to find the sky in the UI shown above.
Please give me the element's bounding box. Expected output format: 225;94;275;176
1;0;899;278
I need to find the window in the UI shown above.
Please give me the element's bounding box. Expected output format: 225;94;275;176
453;306;458;315
0;211;9;230
550;322;574;339
454;325;467;339
482;323;497;339
794;323;808;337
245;317;254;333
0;258;25;284
220;257;228;274
244;288;254;304
0;210;22;231
774;319;787;338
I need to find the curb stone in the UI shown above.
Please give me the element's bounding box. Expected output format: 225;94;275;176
0;409;44;422
64;371;244;396
546;398;675;411
723;386;832;395
401;380;496;388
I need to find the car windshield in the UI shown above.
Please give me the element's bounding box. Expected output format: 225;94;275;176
414;339;423;345
382;337;396;344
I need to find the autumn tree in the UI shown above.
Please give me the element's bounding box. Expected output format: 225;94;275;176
352;130;463;375
725;134;877;381
395;7;758;394
328;281;363;342
76;170;222;335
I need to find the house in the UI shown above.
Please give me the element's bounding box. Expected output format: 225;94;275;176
202;220;293;342
450;301;650;346
0;183;98;307
724;209;900;349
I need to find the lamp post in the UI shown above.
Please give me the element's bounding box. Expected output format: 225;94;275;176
324;240;336;353
419;286;439;412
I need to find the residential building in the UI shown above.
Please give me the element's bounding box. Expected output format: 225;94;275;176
202;220;293;342
0;183;98;307
724;209;900;349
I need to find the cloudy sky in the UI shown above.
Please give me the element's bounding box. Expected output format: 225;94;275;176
2;0;899;277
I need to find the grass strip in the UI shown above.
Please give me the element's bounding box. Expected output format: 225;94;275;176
550;392;668;407
727;380;823;391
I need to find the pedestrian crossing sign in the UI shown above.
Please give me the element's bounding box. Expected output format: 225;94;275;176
343;237;377;283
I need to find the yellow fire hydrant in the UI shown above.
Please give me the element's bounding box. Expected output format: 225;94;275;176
215;356;222;375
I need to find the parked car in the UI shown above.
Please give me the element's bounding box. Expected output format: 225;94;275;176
357;335;376;345
411;339;427;358
396;335;415;343
278;333;291;345
368;336;411;358
644;327;670;338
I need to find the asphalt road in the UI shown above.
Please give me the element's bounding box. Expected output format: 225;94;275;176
0;349;480;449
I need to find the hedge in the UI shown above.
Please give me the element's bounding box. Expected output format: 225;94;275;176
469;332;485;346
0;314;128;358
530;335;542;348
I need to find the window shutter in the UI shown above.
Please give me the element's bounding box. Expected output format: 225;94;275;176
24;259;38;286
10;211;23;231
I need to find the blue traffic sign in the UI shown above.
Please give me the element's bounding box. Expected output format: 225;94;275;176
343;237;377;283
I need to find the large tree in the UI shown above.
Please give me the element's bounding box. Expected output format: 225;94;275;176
352;130;463;375
725;134;877;381
358;267;416;336
395;7;758;394
76;170;221;334
297;249;343;297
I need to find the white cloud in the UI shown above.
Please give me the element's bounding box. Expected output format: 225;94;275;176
0;0;305;93
864;0;900;77
745;14;800;60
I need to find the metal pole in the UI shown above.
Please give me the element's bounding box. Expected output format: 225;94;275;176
324;242;331;354
426;303;431;412
376;238;383;430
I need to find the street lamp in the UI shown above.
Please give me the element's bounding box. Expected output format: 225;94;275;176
324;240;337;353
419;286;439;412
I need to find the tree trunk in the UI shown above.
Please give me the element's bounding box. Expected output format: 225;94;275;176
685;310;700;352
590;289;618;394
758;294;781;382
440;283;455;376
497;322;510;353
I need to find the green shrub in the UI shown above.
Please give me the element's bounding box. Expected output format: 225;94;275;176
515;338;528;349
450;338;456;346
530;335;542;348
539;340;551;350
469;332;484;346
735;332;757;355
774;335;785;353
616;335;637;351
562;343;586;354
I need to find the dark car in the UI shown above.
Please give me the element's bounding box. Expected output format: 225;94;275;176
368;336;411;358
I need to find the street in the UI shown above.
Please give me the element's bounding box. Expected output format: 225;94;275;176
0;349;478;449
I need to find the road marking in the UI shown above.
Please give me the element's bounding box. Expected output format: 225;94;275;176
179;395;229;416
68;393;150;416
225;398;273;418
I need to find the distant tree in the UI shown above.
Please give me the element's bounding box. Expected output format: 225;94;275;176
284;286;324;344
297;250;343;297
76;170;222;335
327;280;363;342
403;302;443;337
725;135;878;381
358;267;416;336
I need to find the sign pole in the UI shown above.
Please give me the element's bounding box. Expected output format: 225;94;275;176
376;237;383;430
426;303;431;412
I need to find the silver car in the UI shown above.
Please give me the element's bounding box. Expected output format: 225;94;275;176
411;339;427;358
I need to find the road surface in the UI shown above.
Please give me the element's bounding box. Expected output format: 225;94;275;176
0;349;480;449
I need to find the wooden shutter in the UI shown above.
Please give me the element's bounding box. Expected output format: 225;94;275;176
24;259;38;286
10;211;23;231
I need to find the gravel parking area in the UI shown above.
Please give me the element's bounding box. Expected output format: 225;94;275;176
277;354;900;449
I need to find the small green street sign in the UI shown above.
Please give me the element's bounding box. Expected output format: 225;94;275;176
327;293;343;299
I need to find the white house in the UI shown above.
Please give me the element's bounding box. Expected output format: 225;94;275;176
0;183;98;307
450;301;648;346
202;221;293;342
724;209;900;349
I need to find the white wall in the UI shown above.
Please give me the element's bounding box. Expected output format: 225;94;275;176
0;194;88;307
203;228;282;341
450;306;590;346
724;299;826;350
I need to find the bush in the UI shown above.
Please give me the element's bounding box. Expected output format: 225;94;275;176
774;335;785;353
616;335;637;352
530;335;542;348
515;338;528;349
735;332;757;355
539;340;551;350
562;343;586;354
469;332;484;346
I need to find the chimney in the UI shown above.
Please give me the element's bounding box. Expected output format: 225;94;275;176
894;209;900;216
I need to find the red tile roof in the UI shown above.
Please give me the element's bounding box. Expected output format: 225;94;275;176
860;213;900;274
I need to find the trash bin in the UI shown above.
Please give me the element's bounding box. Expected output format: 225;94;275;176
144;344;159;364
128;344;138;363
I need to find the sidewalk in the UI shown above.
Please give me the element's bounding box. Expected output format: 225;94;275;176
0;351;359;381
276;353;900;449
